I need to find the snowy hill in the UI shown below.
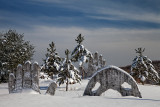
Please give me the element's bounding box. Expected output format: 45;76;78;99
0;79;160;107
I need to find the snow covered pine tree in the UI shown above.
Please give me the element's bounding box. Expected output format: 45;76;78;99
131;48;160;84
57;49;81;91
0;30;34;82
71;34;92;78
43;42;61;79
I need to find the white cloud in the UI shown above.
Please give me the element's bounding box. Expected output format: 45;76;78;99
95;8;160;24
17;26;160;66
32;0;160;24
1;0;160;66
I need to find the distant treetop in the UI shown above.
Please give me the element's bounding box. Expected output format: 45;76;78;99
75;34;84;45
135;47;145;56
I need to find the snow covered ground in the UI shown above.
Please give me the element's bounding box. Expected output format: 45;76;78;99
0;79;160;107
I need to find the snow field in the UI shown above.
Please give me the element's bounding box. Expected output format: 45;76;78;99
0;79;160;107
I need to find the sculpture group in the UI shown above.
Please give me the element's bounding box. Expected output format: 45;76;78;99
8;61;142;98
8;61;40;93
8;35;152;98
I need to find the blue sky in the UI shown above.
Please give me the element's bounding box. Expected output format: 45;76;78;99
0;0;160;66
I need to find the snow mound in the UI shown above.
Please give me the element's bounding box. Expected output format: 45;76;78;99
20;89;39;94
1;79;160;107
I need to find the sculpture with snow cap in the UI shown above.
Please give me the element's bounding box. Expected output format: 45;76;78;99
87;51;106;77
8;61;40;93
84;65;142;98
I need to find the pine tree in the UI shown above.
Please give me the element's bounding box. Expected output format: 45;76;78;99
0;30;34;82
75;33;84;45
71;34;92;78
43;42;61;78
57;49;81;91
131;48;160;84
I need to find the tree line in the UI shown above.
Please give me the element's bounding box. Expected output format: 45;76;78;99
0;30;159;87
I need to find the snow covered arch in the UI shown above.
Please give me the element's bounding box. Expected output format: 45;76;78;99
83;65;142;98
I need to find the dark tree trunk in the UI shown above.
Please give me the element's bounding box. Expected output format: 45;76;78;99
66;79;69;91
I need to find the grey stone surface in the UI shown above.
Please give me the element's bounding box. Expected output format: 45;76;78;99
84;65;142;98
8;61;40;94
46;82;57;95
87;52;106;77
8;73;15;93
15;64;22;92
32;62;40;93
23;61;32;88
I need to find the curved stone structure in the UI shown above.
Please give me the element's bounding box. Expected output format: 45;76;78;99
83;65;142;98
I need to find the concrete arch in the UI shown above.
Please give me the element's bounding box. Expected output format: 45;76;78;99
83;65;142;98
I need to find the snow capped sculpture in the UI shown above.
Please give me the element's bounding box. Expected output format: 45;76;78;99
15;64;22;92
131;48;160;84
25;60;31;65
32;62;40;93
87;51;106;77
84;65;142;98
8;61;40;93
46;81;57;95
8;73;16;93
23;61;32;88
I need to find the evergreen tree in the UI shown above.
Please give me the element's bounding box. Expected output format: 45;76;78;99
71;34;92;78
131;48;160;84
57;49;81;91
0;30;34;82
43;42;61;78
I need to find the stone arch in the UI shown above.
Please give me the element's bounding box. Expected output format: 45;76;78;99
83;65;142;98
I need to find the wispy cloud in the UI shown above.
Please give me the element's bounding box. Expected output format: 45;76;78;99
1;0;160;29
0;0;160;66
92;8;160;24
16;26;160;66
30;0;160;24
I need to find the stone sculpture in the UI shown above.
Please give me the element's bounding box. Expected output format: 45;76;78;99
87;52;106;77
84;65;142;98
8;73;15;93
23;61;32;88
8;61;40;93
46;82;57;95
32;62;40;93
15;64;22;92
